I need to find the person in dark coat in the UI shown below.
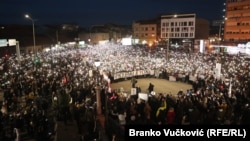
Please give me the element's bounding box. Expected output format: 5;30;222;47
131;77;137;88
59;89;71;125
148;82;154;94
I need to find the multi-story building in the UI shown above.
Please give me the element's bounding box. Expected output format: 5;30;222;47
160;13;196;49
160;13;209;51
132;19;158;46
132;13;209;52
78;24;132;44
0;24;77;55
224;0;250;43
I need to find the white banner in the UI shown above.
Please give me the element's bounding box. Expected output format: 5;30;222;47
215;63;221;80
131;88;137;95
89;70;93;77
189;75;196;82
169;76;176;81
138;93;148;101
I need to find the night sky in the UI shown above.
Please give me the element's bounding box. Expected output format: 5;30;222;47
0;0;225;28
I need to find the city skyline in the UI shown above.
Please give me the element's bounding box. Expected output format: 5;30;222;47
1;0;225;27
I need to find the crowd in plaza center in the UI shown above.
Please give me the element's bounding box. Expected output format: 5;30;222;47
0;43;250;140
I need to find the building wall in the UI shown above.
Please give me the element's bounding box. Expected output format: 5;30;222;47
132;22;157;45
78;32;90;44
78;24;132;44
79;32;110;45
224;0;250;42
195;18;210;39
90;33;110;44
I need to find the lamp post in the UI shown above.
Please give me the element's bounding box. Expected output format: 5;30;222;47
25;14;36;54
218;21;224;47
89;26;94;45
218;18;226;47
166;14;177;61
94;60;102;115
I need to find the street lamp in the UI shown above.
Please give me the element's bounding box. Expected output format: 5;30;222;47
218;18;227;46
94;60;102;115
89;26;94;44
166;14;177;61
25;14;36;54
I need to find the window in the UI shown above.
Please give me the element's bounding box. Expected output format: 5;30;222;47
169;33;173;38
171;28;174;32
171;22;174;26
188;21;194;26
182;27;188;32
162;33;165;38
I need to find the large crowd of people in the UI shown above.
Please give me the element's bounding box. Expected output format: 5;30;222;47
0;43;250;140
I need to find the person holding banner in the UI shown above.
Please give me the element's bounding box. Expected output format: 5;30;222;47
136;85;141;95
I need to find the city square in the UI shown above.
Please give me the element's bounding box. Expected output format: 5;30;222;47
0;42;250;141
1;0;250;141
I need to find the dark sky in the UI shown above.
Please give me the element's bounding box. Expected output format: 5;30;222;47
0;0;225;28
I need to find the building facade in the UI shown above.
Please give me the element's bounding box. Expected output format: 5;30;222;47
160;13;209;51
224;0;250;43
132;19;158;46
160;13;196;49
132;13;209;51
78;24;132;45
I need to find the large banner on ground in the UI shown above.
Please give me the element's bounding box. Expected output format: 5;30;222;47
113;70;154;80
